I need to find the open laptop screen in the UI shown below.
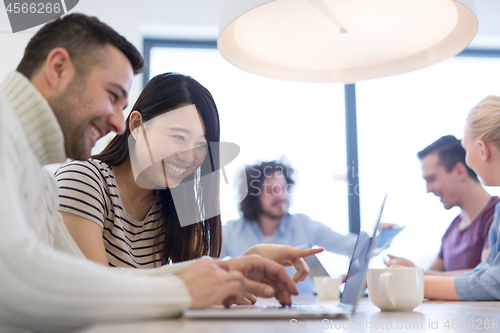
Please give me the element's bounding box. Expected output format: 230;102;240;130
339;230;373;307
339;196;386;308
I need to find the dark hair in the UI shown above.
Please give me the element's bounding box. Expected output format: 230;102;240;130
417;135;478;181
239;161;295;221
93;72;221;264
16;13;143;78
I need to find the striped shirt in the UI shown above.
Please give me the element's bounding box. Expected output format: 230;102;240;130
56;159;165;268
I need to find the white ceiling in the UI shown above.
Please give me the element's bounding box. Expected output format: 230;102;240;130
469;0;500;48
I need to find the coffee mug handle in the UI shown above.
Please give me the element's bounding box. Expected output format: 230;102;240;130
379;272;395;310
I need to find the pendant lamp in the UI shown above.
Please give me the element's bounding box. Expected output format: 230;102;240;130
218;0;478;83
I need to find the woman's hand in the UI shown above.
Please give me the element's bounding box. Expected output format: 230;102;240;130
242;244;324;283
384;254;415;267
216;255;299;306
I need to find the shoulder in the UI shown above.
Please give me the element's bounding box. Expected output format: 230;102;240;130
56;159;111;186
284;213;327;233
478;197;500;225
0;93;8;112
55;158;116;202
56;159;114;225
0;91;10;110
0;94;33;174
287;213;314;224
492;202;500;226
223;217;249;234
488;197;500;215
447;214;462;229
441;215;461;238
224;216;246;228
0;92;25;144
484;196;500;212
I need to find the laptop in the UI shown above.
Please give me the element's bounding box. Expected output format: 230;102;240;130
183;194;387;319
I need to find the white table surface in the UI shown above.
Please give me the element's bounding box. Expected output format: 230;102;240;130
75;295;500;333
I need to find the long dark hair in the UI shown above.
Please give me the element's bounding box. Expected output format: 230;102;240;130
93;72;222;264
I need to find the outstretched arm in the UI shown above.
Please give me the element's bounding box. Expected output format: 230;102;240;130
386;256;472;276
424;276;459;300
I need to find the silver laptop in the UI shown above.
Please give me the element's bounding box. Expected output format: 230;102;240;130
184;195;387;319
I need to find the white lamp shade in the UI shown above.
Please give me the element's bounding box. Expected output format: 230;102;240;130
218;0;478;83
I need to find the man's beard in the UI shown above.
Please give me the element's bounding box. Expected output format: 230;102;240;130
48;77;93;160
260;201;287;220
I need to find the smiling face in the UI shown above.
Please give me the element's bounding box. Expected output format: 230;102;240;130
420;152;461;209
130;104;208;189
49;44;133;160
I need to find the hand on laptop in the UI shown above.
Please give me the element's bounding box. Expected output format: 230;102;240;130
242;244;324;282
217;254;300;306
178;258;248;309
179;255;299;308
240;293;258;305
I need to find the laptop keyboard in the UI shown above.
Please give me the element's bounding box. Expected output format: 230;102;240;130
258;304;342;313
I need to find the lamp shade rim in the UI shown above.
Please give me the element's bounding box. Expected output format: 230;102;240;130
218;0;478;83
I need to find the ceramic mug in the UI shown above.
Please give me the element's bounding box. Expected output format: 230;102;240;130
367;267;424;311
313;276;341;300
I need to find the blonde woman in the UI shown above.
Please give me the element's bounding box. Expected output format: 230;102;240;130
424;95;500;301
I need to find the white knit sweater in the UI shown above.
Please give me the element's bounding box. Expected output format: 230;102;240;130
0;72;194;333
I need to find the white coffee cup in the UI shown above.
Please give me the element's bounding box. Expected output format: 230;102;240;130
367;267;424;311
313;276;341;300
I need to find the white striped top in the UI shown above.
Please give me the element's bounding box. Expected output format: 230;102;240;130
56;159;165;268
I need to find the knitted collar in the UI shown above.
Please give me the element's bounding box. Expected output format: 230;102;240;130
0;71;66;166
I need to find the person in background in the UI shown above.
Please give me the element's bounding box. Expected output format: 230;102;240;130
386;135;499;275
413;96;500;300
0;14;308;332
223;161;358;293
